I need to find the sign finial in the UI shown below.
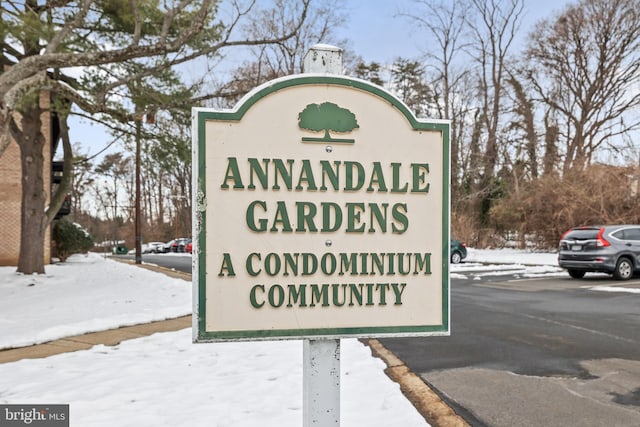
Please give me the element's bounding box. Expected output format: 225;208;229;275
303;44;343;74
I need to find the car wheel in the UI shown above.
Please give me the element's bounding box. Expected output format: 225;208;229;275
613;258;633;280
451;251;462;264
568;269;585;279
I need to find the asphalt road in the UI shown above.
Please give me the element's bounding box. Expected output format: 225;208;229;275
121;253;193;273
381;273;640;427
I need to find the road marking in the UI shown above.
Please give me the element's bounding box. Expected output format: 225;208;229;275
464;297;638;345
518;312;637;345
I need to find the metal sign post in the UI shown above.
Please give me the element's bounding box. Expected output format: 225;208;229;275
303;338;340;426
301;44;344;427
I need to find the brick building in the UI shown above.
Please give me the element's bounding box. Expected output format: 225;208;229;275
0;91;52;266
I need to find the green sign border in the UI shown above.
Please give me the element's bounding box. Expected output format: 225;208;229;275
193;75;450;341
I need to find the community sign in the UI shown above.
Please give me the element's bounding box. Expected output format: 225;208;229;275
193;75;450;342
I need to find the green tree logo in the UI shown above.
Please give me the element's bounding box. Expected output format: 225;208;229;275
298;102;359;143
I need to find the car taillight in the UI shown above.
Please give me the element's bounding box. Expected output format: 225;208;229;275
559;229;571;248
596;227;610;247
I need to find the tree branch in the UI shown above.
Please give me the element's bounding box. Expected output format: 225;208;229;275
45;0;93;53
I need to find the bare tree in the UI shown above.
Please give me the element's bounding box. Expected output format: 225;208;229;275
401;0;473;191
451;0;525;233
467;0;525;183
219;0;347;107
402;0;524;231
247;0;347;74
94;153;133;221
526;0;640;174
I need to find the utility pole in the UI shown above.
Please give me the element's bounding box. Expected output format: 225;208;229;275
134;111;142;264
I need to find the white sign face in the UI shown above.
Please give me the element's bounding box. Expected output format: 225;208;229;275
193;75;450;341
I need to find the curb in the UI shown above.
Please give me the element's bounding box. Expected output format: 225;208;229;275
110;257;192;281
363;339;469;427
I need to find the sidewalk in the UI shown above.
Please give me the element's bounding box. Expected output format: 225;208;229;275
0;261;468;427
0;315;191;364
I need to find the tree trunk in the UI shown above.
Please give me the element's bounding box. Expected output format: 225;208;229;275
158;174;164;225
17;104;47;274
542;112;558;176
509;73;538;178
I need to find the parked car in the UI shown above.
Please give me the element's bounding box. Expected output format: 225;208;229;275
142;242;165;254
112;245;128;255
171;237;189;252
450;239;467;264
558;225;640;280
177;238;191;253
158;240;175;253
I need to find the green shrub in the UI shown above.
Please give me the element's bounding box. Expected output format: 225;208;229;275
52;219;94;262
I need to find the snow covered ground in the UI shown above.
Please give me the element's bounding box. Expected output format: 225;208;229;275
0;248;637;426
454;247;566;279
